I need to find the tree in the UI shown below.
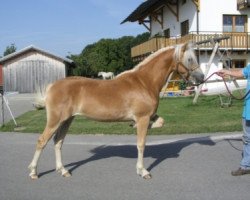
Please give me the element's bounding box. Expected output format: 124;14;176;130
68;32;150;77
3;44;17;56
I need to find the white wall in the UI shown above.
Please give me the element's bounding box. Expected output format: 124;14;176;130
150;0;250;36
151;0;197;36
199;0;245;32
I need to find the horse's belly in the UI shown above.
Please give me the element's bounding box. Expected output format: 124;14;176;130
75;105;134;122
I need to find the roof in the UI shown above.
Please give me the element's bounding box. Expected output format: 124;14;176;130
0;45;74;66
121;0;177;24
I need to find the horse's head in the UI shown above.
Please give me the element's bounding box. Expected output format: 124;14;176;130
174;42;204;85
98;72;103;76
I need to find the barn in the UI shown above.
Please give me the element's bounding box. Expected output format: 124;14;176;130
0;45;75;93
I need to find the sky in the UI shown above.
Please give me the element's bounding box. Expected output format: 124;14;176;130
0;0;146;57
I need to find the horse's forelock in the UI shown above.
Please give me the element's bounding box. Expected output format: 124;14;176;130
175;42;198;68
184;43;198;67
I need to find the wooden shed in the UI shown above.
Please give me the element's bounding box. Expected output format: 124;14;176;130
0;45;75;93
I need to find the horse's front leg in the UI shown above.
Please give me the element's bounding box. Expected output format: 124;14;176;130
136;116;152;179
131;114;164;129
150;114;164;128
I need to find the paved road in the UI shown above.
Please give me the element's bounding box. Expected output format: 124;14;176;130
0;132;249;200
0;93;36;126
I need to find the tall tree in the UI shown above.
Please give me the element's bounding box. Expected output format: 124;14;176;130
3;44;17;56
69;32;150;77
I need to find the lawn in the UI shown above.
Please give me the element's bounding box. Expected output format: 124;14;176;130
0;95;243;135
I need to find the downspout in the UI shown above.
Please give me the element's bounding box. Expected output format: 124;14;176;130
196;5;200;64
196;7;199;34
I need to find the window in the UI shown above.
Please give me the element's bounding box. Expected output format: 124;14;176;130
181;20;189;36
223;16;233;32
235;16;245;32
223;15;247;32
232;59;246;69
181;0;187;5
164;29;170;38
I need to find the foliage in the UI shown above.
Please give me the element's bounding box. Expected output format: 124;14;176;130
0;96;243;135
3;43;17;56
179;80;187;90
68;32;150;77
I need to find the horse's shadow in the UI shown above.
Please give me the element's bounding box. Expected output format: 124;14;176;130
38;136;219;177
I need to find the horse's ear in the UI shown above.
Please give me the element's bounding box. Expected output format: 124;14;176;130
182;42;192;52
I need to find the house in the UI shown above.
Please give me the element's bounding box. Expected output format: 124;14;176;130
0;45;75;93
122;0;250;94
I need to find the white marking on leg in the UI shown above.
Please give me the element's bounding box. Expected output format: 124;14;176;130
151;117;164;128
136;116;152;179
55;139;71;177
28;149;42;179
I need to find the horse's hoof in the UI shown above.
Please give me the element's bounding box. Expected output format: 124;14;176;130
143;174;152;179
62;171;71;178
29;174;38;180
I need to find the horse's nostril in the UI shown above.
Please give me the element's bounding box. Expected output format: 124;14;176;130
201;74;205;81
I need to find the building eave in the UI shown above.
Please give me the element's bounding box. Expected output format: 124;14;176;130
121;0;177;24
0;45;74;66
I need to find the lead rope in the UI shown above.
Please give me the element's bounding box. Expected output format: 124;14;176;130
194;72;250;100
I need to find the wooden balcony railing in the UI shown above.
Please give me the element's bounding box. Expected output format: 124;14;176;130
131;32;250;59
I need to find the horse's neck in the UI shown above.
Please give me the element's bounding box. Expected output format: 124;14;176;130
137;51;174;94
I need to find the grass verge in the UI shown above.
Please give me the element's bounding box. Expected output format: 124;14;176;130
0;95;243;135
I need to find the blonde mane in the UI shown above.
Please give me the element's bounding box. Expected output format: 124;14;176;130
116;46;175;78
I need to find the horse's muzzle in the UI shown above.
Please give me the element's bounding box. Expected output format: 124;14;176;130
197;73;205;84
190;71;205;85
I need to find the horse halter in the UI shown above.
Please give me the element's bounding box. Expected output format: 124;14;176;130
174;60;199;83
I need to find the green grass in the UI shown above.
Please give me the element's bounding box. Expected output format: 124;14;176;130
0;95;243;135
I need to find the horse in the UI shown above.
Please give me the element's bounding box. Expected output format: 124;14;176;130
98;71;114;79
28;42;204;180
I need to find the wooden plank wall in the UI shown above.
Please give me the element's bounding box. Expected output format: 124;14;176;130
3;53;66;93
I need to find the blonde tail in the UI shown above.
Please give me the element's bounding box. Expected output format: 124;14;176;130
33;84;52;110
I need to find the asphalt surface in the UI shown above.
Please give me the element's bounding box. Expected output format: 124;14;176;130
0;93;36;126
0;132;250;200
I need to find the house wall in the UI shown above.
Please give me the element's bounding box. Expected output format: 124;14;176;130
3;52;66;93
150;0;250;73
151;0;197;36
199;0;250;32
151;0;250;36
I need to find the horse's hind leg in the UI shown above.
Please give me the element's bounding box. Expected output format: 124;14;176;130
28;125;60;179
54;116;74;177
28;111;62;179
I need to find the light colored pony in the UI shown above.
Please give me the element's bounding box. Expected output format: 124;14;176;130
28;42;204;180
98;71;114;79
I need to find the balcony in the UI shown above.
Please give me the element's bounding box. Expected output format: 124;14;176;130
237;0;250;10
131;32;250;59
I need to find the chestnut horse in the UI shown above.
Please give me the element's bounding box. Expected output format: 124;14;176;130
28;42;204;180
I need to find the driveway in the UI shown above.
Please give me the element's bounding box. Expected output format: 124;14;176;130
0;93;36;126
0;132;249;200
